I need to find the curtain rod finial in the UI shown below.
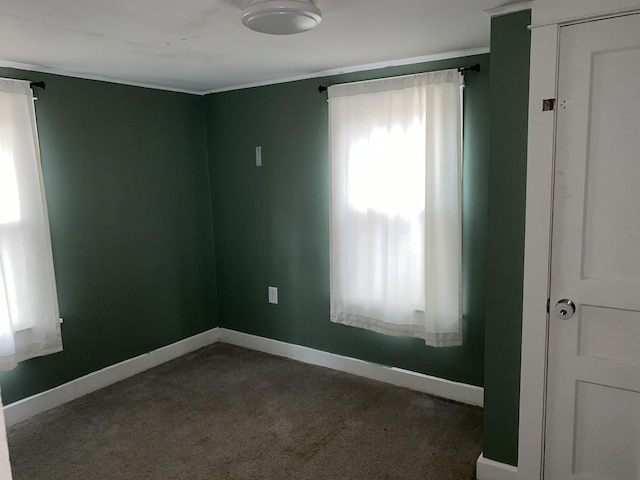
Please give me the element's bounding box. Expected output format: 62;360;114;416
458;64;481;75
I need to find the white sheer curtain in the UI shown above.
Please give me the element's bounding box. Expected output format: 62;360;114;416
0;79;62;371
329;69;463;347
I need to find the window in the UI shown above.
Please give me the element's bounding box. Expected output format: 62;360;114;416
0;79;62;370
329;70;463;347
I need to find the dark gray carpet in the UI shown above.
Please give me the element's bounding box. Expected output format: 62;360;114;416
8;343;482;479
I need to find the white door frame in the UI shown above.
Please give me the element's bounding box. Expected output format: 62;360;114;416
517;6;640;480
0;391;12;480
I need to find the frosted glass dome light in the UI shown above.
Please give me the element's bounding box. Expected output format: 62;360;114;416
241;0;322;35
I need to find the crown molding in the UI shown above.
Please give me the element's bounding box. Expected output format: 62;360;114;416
486;1;533;18
0;46;492;96
0;59;202;95
203;47;490;95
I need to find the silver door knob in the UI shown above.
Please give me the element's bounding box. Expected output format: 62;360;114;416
555;299;576;320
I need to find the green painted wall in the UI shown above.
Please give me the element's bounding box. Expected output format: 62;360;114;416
0;24;531;462
204;55;490;386
0;70;218;404
483;10;531;466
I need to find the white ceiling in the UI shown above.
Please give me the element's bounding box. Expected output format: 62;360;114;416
0;0;523;94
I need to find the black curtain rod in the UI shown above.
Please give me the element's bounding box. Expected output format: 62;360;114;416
318;63;481;93
30;81;46;90
458;63;481;75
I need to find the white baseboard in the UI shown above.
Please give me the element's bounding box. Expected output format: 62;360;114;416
3;328;221;427
476;454;518;480
4;326;484;427
219;329;484;407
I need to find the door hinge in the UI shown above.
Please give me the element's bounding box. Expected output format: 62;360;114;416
546;298;550;314
542;99;556;111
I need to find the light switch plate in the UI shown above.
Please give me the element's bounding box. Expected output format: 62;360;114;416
256;146;262;167
268;286;278;304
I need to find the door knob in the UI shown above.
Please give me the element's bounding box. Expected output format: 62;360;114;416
555;299;576;320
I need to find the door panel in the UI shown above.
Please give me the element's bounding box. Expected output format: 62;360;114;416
546;13;640;480
573;382;640;479
578;305;640;366
582;47;640;282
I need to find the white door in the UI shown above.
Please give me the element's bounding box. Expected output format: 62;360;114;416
545;13;640;480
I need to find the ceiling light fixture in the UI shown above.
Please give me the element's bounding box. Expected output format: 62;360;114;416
241;0;322;35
